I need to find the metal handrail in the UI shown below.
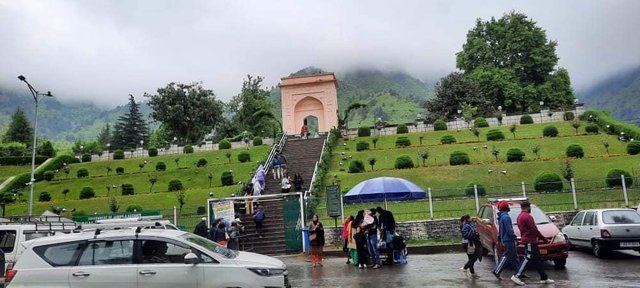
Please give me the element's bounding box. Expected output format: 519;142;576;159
304;136;327;199
263;133;287;173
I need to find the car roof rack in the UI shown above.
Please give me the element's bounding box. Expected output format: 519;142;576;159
0;215;77;232
76;220;169;232
487;197;528;203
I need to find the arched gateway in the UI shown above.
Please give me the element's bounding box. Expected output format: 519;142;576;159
280;73;338;135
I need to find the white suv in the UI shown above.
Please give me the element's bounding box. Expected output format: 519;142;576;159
6;229;290;288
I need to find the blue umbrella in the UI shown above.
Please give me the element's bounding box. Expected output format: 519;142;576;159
343;177;426;204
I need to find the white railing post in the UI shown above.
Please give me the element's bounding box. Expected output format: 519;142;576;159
474;185;480;214
622;174;629;207
521;181;527;198
173;206;177;226
571;178;578;210
428;188;433;220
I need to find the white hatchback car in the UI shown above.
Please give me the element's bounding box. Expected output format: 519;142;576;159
6;229;290;288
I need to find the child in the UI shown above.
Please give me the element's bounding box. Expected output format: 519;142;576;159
354;224;369;269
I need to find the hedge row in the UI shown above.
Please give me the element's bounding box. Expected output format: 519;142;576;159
581;110;640;140
0;156;48;166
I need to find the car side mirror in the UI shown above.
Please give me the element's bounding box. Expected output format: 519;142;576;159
481;218;491;225
184;253;199;265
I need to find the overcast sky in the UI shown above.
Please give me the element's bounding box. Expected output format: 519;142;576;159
1;0;639;108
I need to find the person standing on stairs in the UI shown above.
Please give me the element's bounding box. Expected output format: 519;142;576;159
278;153;288;176
293;173;304;192
308;214;325;268
272;157;281;179
280;173;292;193
253;205;266;238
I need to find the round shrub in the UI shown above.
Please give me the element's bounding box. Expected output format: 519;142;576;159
440;135;457;144
77;168;89;178
81;153;91;162
183;145;194;154
197;158;208;167
168;179;184;191
356;141;370;151
38;192;51;202
125;205;143;212
566;144;585;158
606;169;633;188
433;119;448;131
474;117;489;128
464;183;487;196
113;149;125;160
396;124;409;134
542;125;559;137
534;173;563;192
563;111;575;121
506;148;526;162
628;141;640;155
218;139;232;150
221;171;234;186
121;183;135;196
585;124;599;134
395;137;411;148
148;147;158;157
238;151;251;163
520;115;534;124
116;167;125;175
253;137;263;146
394;155;415;169
79;187;96;199
357;126;371;137
449;151;470;166
486;129;505;141
348;160;366;173
155;162;167;171
43;170;55;181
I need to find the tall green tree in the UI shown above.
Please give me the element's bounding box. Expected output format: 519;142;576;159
146;82;223;145
112;95;148;150
148;124;172;149
228;75;277;136
96;123;112;147
425;72;490;119
3;107;33;146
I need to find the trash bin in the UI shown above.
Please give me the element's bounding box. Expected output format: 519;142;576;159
302;228;310;256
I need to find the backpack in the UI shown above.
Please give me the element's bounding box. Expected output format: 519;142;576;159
254;210;265;221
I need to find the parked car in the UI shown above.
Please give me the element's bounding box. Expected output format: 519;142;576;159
474;197;569;269
561;208;640;257
6;228;290;288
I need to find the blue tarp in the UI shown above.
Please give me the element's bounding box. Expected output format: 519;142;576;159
343;177;426;203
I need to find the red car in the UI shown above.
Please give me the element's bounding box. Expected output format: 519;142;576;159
474;198;569;269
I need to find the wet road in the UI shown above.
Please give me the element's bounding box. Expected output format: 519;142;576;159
281;249;640;288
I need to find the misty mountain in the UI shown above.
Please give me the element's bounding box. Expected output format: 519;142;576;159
579;66;640;125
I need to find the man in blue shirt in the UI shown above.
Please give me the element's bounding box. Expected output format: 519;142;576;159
492;201;520;281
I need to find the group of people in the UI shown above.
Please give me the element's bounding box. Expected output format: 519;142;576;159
460;200;555;286
340;207;397;269
193;216;246;250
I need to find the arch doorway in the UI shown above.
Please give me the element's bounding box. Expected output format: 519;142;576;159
294;96;325;134
303;116;319;136
279;73;338;135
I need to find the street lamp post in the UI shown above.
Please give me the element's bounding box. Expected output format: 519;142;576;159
140;140;144;157
456;109;462;132
106;143;111;160
17;75;53;216
173;137;178;155
80;145;84;162
539;101;545;123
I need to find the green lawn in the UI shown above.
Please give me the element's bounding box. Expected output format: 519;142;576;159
0;166;30;184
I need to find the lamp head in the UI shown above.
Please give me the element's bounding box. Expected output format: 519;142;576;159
44;91;53;97
18;75;26;81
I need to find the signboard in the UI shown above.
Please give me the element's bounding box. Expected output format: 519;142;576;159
325;185;341;218
72;210;161;223
211;200;235;223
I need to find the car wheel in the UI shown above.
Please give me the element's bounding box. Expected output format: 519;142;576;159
592;240;605;258
493;244;500;263
553;258;567;270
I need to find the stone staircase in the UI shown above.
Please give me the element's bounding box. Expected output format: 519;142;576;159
238;136;326;255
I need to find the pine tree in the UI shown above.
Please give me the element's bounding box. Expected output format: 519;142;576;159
96;123;112;147
3;107;33;146
112;95;148;150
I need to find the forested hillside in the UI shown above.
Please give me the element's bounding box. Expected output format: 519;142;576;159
580;66;640;125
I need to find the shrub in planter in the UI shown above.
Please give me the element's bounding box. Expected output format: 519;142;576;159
197;158;208;167
486;129;505;141
563;111;575;121
585;124;599;134
440;135;457;144
394;155;415;169
155;162;167;171
126;205;143;212
221;171;234;186
356;141;370;151
218;139;231;150
113;149;125;160
506;148;526;162
238;151;251;163
43;170;55;181
348;160;366;173
252;137;263;146
121;183;135;195
148;147;158;157
449;151;470;165
396;124;409;134
433;119;448;131
197;206;206;215
168;179;184;191
357;126;371;137
464;183;487;196
79;187;95;199
543;125;559;137
81;153;91;162
116;167;125;175
606;169;633;188
628;141;640;155
474;117;489;128
77;168;89;178
566;144;585;158
183;145;194;154
534;173;563;192
39;192;51;202
520;115;534;124
395;137;411;148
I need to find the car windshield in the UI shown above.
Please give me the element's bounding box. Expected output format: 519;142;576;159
508;206;550;225
181;234;238;259
602;210;640;224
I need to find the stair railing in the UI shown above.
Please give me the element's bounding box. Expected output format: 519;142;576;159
263;133;287;173
304;136;327;200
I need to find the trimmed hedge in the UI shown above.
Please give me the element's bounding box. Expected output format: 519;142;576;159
116;167;125;175
183;145;194;154
238;151;251;163
126;205;143;212
156;162;167;171
534;173;563;192
449;151;470;165
357;126;371;137
168;179;184;191
582;110;640;140
81;153;91;162
395;137;411;148
113;149;125;160
474;117;489;128
121;183;135;195
486;129;505;141
79;187;95;199
464;183;487;196
433;119;448;131
520;115;534;124
563;111;575;121
585;124;599;134
606;169;633;188
396;124;409;134
253;137;263;146
39;192;51;202
394;155;415;169
506;148;525;162
43;171;55;181
147;147;158;157
356;141;370;151
76;168;89;178
0;156;48;166
543;125;559;137
348;160;366;173
440;135;457;144
197;158;208;167
628;141;640;155
221;171;234;186
218;140;231;150
566;144;585;158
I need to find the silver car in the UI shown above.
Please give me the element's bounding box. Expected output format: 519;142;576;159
561;208;640;257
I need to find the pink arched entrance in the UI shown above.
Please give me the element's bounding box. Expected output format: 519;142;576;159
280;73;338;135
294;97;324;133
